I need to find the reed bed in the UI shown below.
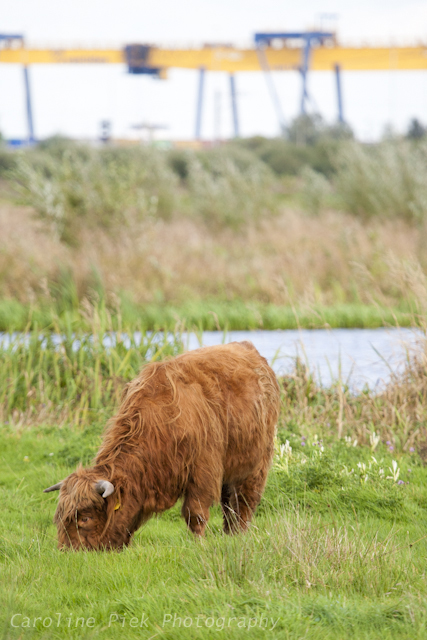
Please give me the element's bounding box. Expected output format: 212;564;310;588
335;139;427;222
1;299;426;457
0;198;425;331
1;138;427;330
0;310;184;427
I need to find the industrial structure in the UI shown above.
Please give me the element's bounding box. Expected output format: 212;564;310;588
1;31;427;142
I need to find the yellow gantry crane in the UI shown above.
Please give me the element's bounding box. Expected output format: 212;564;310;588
1;31;427;141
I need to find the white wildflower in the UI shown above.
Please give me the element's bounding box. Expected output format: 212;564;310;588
386;459;400;483
370;431;380;451
345;435;358;447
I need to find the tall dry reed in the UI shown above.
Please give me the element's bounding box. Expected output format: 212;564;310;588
0;201;425;310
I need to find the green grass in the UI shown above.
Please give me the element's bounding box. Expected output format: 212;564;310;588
1;321;427;638
1;425;427;639
0;297;415;332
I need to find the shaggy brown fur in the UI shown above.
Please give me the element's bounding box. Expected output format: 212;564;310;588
47;341;280;550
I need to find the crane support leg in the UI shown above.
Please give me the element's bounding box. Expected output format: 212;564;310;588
195;66;205;140
229;73;239;138
23;65;35;143
299;38;312;116
335;63;344;123
256;46;286;136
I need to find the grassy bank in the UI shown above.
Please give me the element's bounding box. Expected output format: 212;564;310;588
2;317;427;440
0;297;415;332
1;138;427;332
1;199;426;333
1;328;427;638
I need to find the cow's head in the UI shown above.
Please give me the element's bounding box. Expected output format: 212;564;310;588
44;467;129;550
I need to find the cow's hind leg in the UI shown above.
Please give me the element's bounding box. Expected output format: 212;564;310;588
224;468;268;534
221;483;236;534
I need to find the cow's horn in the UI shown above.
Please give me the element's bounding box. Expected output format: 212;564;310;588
95;480;115;498
43;482;63;493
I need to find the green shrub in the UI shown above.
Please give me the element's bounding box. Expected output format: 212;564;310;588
12;144;178;245
300;166;332;214
231;136;338;177
186;151;278;229
0;148;17;175
167;148;191;180
335;140;427;222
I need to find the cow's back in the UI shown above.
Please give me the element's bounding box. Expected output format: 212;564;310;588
101;341;280;501
165;342;280;483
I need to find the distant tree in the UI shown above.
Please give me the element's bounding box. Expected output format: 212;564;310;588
406;118;426;140
326;121;354;141
382;124;397;141
287;114;326;146
286;113;353;146
37;134;74;151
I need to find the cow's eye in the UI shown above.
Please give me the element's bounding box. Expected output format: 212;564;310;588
80;516;91;523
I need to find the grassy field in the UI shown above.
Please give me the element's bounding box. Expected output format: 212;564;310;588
1;324;427;639
2;428;427;639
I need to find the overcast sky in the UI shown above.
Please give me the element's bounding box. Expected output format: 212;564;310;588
1;0;427;141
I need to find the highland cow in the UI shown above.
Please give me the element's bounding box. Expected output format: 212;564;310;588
44;341;280;550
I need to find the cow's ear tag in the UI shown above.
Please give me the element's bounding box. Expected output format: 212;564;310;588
114;498;121;511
